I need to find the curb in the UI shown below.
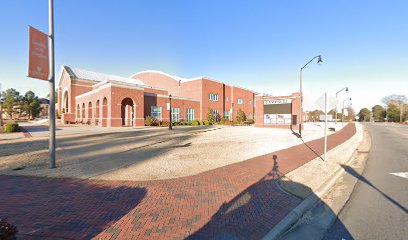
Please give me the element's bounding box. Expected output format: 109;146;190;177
262;126;366;240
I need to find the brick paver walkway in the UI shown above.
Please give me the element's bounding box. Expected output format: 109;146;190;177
0;124;356;240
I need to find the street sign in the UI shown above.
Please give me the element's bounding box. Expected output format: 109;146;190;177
315;93;337;110
28;26;49;80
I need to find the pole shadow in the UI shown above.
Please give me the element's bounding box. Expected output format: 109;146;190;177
340;164;408;214
291;129;324;161
186;155;351;240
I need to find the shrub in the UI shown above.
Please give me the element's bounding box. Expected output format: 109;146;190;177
0;218;18;239
202;120;210;125
219;118;229;125
206;108;215;125
145;116;159;126
244;119;254;125
4;122;19;133
236;109;246;124
160;121;170;127
192;120;200;126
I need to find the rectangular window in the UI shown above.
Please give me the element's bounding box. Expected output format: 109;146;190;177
238;98;244;104
209;93;219;101
213;109;219;121
226;97;229;102
151;106;162;120
224;111;229;119
171;108;180;122
186;108;195;122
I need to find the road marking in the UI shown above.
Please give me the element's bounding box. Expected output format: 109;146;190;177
389;172;408;179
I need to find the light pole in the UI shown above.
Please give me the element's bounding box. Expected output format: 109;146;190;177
299;55;323;137
336;87;349;123
48;0;56;168
0;97;4;127
342;98;351;125
168;94;172;130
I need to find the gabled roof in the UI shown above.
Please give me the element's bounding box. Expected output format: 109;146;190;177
63;65;147;86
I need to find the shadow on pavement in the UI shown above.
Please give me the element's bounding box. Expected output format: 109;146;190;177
0;176;146;239
340;164;408;214
187;155;352;240
291;130;323;161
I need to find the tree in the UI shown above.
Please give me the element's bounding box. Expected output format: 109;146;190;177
236;109;246;123
372;105;386;122
308;109;324;122
22;91;41;120
386;104;401;122
206;108;215;124
358;108;371;122
2;88;21;119
382;94;407;122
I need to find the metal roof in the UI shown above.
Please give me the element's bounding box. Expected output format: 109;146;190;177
64;65;147;86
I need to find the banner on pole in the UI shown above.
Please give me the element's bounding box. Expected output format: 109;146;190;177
28;26;49;80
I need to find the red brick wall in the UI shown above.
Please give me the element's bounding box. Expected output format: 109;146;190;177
200;79;224;120
132;72;182;96
144;94;200;122
230;86;255;121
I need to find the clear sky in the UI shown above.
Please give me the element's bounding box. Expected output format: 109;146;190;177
0;0;407;112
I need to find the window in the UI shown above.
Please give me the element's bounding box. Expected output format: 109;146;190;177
226;97;229;102
238;98;244;104
209;93;219;101
171;108;180;122
151;106;162;120
249;100;252;104
186;108;195;122
224;111;229;119
213;109;219;121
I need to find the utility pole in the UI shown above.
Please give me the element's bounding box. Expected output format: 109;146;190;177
324;92;328;161
48;0;56;168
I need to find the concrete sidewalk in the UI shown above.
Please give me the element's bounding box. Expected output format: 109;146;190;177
0;124;356;239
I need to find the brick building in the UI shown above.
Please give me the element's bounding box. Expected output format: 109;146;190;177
254;93;303;129
57;66;256;127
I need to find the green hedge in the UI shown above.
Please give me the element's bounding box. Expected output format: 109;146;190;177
4;122;20;133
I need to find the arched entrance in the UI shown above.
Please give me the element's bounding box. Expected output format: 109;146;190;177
88;102;92;125
62;91;69;113
76;104;80;122
95;100;100;126
102;98;108;127
121;98;134;126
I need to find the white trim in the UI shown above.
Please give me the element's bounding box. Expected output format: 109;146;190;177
144;92;200;102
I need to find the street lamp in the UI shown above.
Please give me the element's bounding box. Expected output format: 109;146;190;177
336;87;349;122
169;94;172;130
0;96;5;127
342;97;352;125
299;55;323;137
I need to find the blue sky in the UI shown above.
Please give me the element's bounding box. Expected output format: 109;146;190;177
0;0;407;111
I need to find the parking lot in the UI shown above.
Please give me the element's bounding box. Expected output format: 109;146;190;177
0;124;333;181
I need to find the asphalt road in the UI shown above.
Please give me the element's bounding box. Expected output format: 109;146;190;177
324;123;408;240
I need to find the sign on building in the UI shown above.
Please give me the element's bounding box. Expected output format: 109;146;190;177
263;99;292;125
28;26;49;80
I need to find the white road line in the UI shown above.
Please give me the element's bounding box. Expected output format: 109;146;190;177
389;172;408;179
